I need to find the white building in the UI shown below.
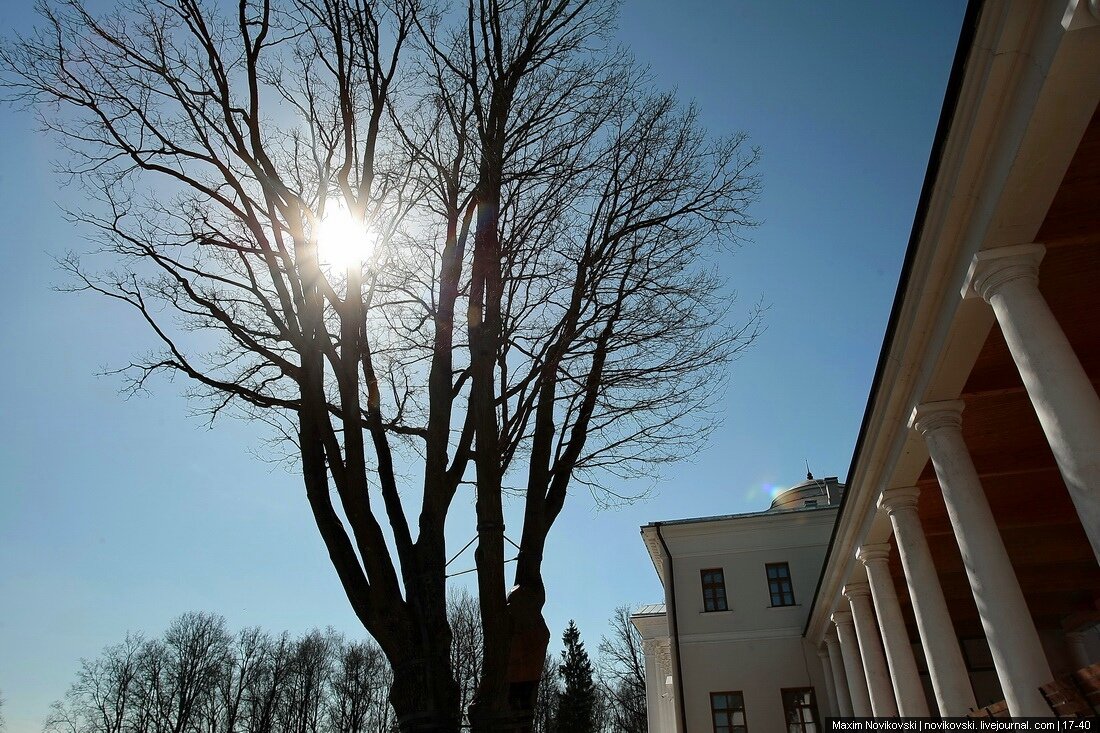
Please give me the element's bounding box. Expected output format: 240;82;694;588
634;477;845;732
635;0;1100;728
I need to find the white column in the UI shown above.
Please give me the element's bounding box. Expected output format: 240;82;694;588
818;647;840;717
911;400;1053;717
878;486;975;715
857;543;930;716
832;610;873;716
844;582;899;716
965;244;1100;563
824;630;854;717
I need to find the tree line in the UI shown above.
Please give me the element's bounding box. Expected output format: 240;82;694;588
43;602;645;733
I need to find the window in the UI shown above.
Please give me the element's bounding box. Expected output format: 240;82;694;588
711;691;747;733
767;562;795;606
782;688;819;733
701;568;728;612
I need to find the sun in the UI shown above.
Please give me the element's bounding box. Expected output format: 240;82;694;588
315;202;378;269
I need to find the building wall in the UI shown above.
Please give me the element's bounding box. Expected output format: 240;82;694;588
639;505;838;731
679;635;831;731
669;511;835;637
668;517;831;629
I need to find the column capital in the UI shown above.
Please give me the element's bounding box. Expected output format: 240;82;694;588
856;542;892;565
879;486;921;515
962;243;1045;302
832;609;855;627
909;399;965;436
843;581;872;601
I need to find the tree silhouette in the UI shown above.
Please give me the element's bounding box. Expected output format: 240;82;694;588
531;656;559;733
554;622;596;733
44;614;400;733
598;607;646;733
2;0;760;729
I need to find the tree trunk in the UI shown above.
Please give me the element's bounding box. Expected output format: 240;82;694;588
389;647;461;733
467;601;550;733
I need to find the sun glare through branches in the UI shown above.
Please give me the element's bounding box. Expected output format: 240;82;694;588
316;202;378;270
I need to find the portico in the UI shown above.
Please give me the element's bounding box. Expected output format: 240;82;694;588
807;0;1100;719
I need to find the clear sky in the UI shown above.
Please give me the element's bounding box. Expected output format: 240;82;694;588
0;2;967;730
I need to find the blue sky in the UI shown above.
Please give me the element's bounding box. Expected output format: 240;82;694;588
0;2;966;730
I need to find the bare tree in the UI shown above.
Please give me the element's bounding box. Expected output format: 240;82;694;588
278;632;331;733
211;627;269;733
146;612;232;733
44;635;145;733
398;7;763;718
245;632;297;733
2;0;759;729
328;636;393;733
597;608;645;733
44;616;400;733
530;656;558;733
43;614;233;733
447;589;483;727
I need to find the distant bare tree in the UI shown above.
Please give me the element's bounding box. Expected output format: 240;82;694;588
597;608;645;733
245;632;297;733
2;0;760;728
278;632;331;733
531;657;558;733
44;615;401;733
210;627;269;733
43;614;230;733
328;636;393;733
145;612;232;733
44;634;144;733
447;589;482;727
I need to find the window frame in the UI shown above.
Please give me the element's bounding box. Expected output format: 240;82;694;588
766;562;796;607
710;690;747;733
781;687;820;733
700;567;729;612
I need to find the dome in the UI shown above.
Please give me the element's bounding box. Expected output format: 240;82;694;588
768;475;845;512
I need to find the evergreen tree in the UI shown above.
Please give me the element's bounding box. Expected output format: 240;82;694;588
555;621;597;732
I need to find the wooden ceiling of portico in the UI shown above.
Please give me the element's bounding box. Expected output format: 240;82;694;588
888;104;1100;642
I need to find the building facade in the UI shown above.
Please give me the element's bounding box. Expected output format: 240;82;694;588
635;0;1100;728
634;477;844;732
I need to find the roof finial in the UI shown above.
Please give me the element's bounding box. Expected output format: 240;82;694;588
805;459;813;481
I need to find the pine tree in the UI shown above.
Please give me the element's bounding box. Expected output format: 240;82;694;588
555;621;597;733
